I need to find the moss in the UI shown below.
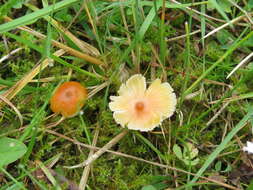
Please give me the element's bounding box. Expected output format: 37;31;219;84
205;41;225;61
90;157;151;190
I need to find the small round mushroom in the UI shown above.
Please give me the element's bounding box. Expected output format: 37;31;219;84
50;81;87;118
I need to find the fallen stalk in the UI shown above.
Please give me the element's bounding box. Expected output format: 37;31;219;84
67;129;128;168
45;129;239;190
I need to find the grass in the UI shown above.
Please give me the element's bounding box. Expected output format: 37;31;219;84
0;0;253;189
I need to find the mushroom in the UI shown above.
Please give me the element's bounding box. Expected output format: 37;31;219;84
50;81;87;118
109;74;177;131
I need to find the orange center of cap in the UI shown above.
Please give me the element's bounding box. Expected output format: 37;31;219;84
135;101;145;112
65;91;73;98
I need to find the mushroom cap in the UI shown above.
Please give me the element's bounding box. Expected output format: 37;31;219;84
50;81;87;118
109;74;176;131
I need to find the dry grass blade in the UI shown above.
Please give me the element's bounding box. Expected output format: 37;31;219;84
30;76;69;82
83;130;128;166
66;130;128;169
25;3;100;56
4;17;103;65
46;14;100;57
227;51;253;79
203;15;245;39
185;88;203;100
0;94;23;127
171;0;225;23
35;160;61;189
0;47;23;63
226;0;253;24
0;85;8;90
46;116;65;129
166;29;201;42
82;0;98;41
34;160;79;190
79;126;100;189
120;0;136;68
205;102;230;128
87;81;110;99
66;1;86;30
46;129;239;190
1;49;65;107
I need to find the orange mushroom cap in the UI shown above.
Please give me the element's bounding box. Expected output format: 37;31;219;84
50;81;87;118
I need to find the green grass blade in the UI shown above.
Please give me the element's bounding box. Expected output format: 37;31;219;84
228;92;253;102
158;0;166;70
182;67;253;133
4;32;101;79
37;161;62;190
0;0;80;33
24;3;83;53
119;0;162;64
247;180;253;190
208;0;231;26
138;1;162;39
135;132;167;162
0;79;44;92
142;1;208;8
21;125;39;164
103;1;207;13
43;22;52;59
189;109;253;184
120;0;208;64
179;22;191;106
19;91;50;142
200;1;206;47
185;30;253;95
0;0;19;17
0;167;27;190
79;115;92;145
18;165;48;190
